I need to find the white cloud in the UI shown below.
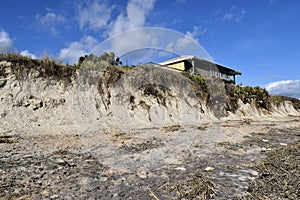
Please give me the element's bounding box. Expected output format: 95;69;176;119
58;0;211;65
165;26;211;60
222;12;234;22
58;0;156;64
187;26;207;38
266;80;300;98
167;32;197;52
37;12;66;25
76;0;155;34
99;0;157;60
218;6;246;23
0;29;13;52
110;29;157;57
172;19;182;25
59;36;98;64
236;10;246;23
109;0;156;36
36;11;66;34
77;1;114;31
20;50;37;59
101;0;209;61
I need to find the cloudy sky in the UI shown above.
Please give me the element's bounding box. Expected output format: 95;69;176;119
0;0;299;98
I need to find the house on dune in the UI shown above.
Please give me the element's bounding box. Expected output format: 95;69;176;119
159;55;242;84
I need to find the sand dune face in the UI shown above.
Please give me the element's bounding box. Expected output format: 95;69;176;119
73;64;218;135
0;60;299;135
0;63;74;135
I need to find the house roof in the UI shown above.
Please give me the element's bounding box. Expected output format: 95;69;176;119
159;55;242;76
159;55;196;65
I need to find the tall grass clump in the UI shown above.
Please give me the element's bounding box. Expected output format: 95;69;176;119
270;96;300;110
226;84;271;111
0;52;76;83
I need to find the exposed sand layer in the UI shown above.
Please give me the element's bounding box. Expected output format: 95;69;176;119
1;62;299;136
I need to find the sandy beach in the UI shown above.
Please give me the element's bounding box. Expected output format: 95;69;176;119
1;117;299;199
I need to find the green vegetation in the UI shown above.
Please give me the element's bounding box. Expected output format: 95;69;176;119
0;52;135;82
188;74;300;113
77;53;135;70
76;54;112;69
0;53;76;82
271;95;300;110
186;74;208;92
115;65;135;72
226;84;300;112
185;73;274;113
188;74;205;85
226;84;271;111
2;52;299;113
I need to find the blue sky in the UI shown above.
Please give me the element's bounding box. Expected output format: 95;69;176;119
0;0;300;98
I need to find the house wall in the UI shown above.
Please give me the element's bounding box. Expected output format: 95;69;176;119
194;59;232;81
166;58;234;82
194;59;214;77
195;68;211;77
167;61;185;71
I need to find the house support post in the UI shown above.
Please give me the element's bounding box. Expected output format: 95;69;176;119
192;58;195;75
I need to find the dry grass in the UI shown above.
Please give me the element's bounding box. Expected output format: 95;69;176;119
0;135;18;144
271;96;300;111
225;84;271;112
163;125;181;132
0;53;76;83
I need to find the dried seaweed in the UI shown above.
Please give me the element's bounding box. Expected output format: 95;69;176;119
163;172;216;199
242;141;300;199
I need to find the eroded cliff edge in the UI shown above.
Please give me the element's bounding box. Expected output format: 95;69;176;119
0;53;299;135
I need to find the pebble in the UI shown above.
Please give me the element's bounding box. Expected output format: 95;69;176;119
204;167;214;171
175;167;186;171
136;171;149;179
279;143;288;146
261;147;272;152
